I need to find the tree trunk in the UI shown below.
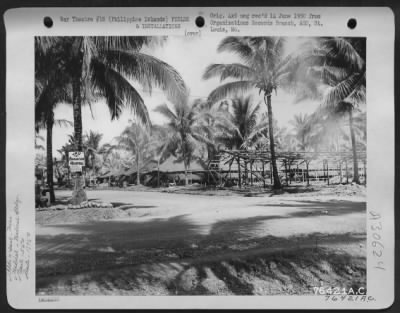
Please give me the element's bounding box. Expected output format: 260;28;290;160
46;114;55;203
184;162;188;186
306;161;310;186
265;94;282;189
349;110;360;184
70;41;86;204
136;152;140;185
72;73;83;151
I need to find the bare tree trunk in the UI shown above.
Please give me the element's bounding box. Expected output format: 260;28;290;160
136;152;140;185
349;110;360;184
184;162;188;186
70;39;87;205
46;113;55;203
265;94;281;189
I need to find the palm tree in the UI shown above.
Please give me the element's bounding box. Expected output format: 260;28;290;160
35;46;73;203
203;37;304;189
116;121;152;185
289;113;313;151
36;36;188;151
83;131;104;175
155;99;212;185
304;37;366;183
35;134;45;151
216;96;268;187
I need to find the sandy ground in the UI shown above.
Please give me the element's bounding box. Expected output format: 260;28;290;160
36;187;366;295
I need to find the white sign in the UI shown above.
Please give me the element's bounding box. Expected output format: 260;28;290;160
68;151;85;168
69;164;82;173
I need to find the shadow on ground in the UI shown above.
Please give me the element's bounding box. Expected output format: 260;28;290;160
36;199;366;295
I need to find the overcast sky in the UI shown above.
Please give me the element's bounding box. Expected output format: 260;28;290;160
41;36;320;158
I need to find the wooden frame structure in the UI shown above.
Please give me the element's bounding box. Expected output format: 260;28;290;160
207;149;367;187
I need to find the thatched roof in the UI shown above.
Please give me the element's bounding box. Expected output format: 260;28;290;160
157;157;207;173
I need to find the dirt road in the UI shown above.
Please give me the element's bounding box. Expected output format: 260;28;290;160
36;189;366;295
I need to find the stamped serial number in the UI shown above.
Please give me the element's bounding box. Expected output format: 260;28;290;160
313;286;366;295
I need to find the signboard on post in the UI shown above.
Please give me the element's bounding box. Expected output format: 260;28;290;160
68;151;85;173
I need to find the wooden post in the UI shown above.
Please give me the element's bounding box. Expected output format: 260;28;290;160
157;159;160;188
339;161;342;184
237;157;241;188
250;160;253;186
327;160;330;185
363;159;367;185
288;162;291;185
284;159;288;186
262;161;265;188
345;160;349;184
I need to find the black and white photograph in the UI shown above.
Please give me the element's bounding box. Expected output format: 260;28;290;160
34;35;367;296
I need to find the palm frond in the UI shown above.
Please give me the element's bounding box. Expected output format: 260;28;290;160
105;50;188;105
202;63;256;81
217;37;254;61
90;59;150;126
207;81;254;103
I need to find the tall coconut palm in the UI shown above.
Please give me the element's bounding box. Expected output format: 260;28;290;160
83;130;104;175
154;99;212;185
35;46;73;203
216;96;268;187
203;37;309;188
304;37;366;183
289;113;313;151
192;98;238;162
115;121;153;185
36;36;188;151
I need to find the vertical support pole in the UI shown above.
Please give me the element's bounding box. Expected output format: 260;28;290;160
284;159;288;185
327;160;329;185
363;159;367;185
345;160;349;184
237;156;241;188
250;160;253;186
262;161;265;188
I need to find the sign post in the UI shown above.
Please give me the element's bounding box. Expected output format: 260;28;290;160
68;151;87;205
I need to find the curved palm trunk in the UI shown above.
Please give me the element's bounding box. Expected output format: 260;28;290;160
265;94;282;189
349;110;360;184
46;114;55;203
